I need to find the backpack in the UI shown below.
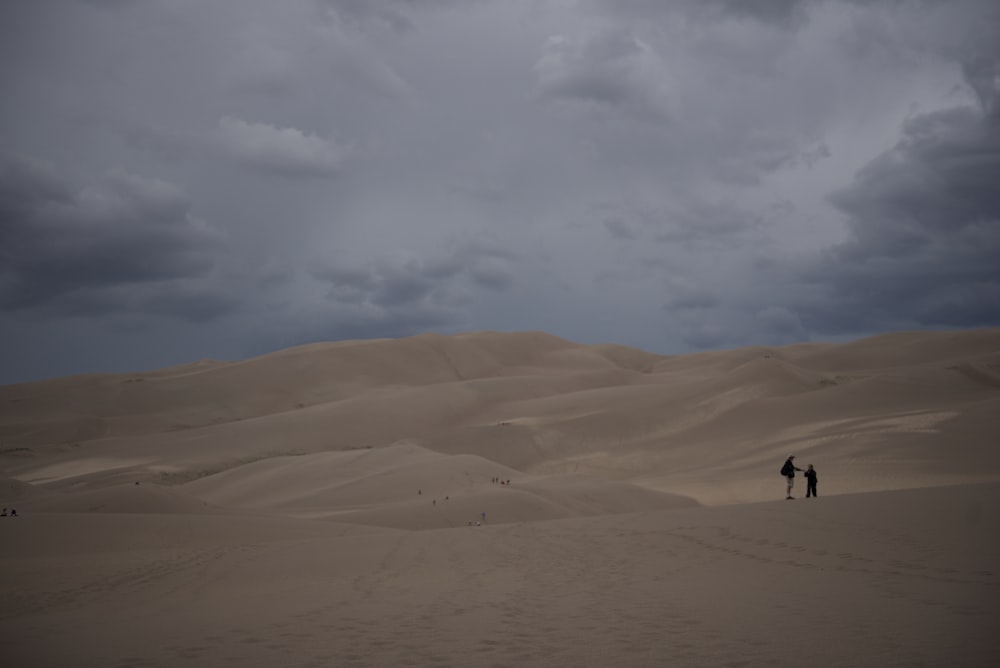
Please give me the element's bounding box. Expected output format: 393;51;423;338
780;461;793;476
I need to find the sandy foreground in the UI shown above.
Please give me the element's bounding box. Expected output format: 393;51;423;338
1;329;999;666
1;484;998;667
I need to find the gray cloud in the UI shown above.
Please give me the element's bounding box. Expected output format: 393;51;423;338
794;103;1000;333
79;0;141;8
663;277;720;311
310;243;516;334
216;116;349;178
139;288;241;323
0;154;226;316
2;0;999;382
535;28;673;122
319;0;474;31
596;199;771;250
963;57;1000;116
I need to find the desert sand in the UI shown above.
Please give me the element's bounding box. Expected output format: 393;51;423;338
1;328;998;666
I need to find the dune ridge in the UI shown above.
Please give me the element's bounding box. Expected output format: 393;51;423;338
2;328;998;508
2;328;999;666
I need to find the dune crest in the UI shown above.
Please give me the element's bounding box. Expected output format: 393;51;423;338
2;328;998;510
3;329;999;666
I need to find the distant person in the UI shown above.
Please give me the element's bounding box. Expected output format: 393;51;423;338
805;465;818;498
1;508;6;517
781;456;802;499
8;508;16;517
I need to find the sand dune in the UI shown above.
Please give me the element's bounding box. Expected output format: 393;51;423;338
1;483;996;666
2;328;999;665
24;482;223;515
0;474;53;505
4;328;997;503
179;443;696;530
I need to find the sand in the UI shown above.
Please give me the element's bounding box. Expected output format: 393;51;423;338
1;328;999;666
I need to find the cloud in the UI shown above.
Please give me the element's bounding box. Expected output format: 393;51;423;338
794;103;1000;333
4;0;1000;382
701;0;807;23
467;256;514;291
535;28;674;121
753;305;807;344
586;0;816;27
319;0;474;32
216;116;348;178
596;198;770;250
139;287;241;323
309;243;516;333
655;200;770;248
79;0;141;9
963;55;1000;116
663;277;720;311
0;154;227;317
680;321;730;349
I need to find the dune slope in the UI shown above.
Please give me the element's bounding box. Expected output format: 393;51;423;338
1;483;996;667
2;328;998;510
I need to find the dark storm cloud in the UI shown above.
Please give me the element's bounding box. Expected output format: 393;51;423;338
246;242;503;355
140;288;241;323
313;261;446;309
4;0;1000;383
0;154;226;316
243;299;458;362
293;256;547;360
315;244;514;306
795;103;1000;333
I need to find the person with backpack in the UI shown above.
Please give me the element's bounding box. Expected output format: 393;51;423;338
781;456;802;499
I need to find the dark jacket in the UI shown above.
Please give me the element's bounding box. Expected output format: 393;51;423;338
781;459;799;477
805;469;818;484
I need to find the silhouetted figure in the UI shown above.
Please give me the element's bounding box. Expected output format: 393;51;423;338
8;508;16;517
781;456;802;499
1;508;6;517
805;465;818;498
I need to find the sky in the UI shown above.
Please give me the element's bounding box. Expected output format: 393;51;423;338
1;0;998;384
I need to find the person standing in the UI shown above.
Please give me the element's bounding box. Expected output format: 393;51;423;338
781;456;802;499
804;465;818;498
